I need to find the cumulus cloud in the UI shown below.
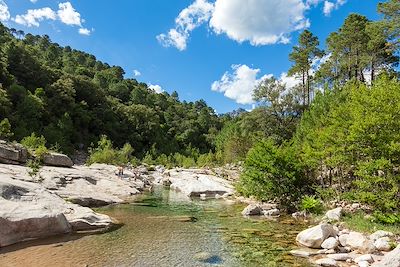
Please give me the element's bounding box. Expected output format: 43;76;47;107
149;84;164;94
58;2;82;26
211;64;271;105
210;0;310;46
78;27;91;35
30;0;38;3
0;0;10;21
13;2;91;36
157;0;213;51
133;70;142;77
14;7;56;27
323;0;347;16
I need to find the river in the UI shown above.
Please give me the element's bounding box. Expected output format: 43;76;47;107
0;186;311;267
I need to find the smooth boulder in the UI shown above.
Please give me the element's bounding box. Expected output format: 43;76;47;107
242;204;262;216
42;152;73;167
0;142;27;164
325;207;342;221
0;201;71;247
372;244;400;267
296;224;336;248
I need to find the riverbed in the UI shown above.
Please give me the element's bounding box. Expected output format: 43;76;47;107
0;187;311;267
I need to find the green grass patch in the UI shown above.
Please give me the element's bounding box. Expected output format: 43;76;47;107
343;212;400;235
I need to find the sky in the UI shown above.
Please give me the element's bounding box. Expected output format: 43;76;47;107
0;0;383;113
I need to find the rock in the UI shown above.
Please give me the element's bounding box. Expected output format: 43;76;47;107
42;152;73;167
263;208;280;217
322;237;339;250
292;211;307;219
296;224;337;248
358;261;370;267
0;201;71;247
339;234;349;246
260;203;277;210
168;169;234;198
241;204;263;216
355;255;374;263
370;231;394;242
290;249;318;258
0;142;27;164
315;258;338;266
325;207;343;221
372;244;400;267
327;253;354;261
161;177;172;186
374;237;391;252
347;232;369;250
193;252;221;264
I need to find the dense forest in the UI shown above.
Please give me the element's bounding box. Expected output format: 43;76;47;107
0;1;399;222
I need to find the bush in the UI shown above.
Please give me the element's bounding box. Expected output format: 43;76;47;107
87;135;133;165
236;139;312;209
21;133;46;150
0;118;13;140
300;195;324;214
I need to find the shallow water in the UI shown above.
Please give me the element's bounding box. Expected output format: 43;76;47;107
0;187;311;267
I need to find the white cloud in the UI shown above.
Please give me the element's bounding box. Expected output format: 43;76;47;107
78;27;91;35
323;0;347;16
14;7;56;27
58;2;82;26
149;84;164;94
211;64;271;105
133;70;141;77
210;0;310;46
13;2;92;36
0;0;10;21
157;0;213;51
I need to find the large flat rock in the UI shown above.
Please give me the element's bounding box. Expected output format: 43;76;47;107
166;169;234;197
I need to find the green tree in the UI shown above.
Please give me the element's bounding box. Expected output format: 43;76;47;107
288;30;323;107
0;118;13;140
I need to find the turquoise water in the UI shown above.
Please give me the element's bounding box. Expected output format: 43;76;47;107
0;187;311;267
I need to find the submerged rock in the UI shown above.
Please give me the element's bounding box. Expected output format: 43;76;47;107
241;204;263;216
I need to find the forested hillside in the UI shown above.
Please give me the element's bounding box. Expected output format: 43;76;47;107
0;22;221;157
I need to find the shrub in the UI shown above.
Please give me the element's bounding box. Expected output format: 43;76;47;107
236;139;312;209
300;195;324;214
87;135;133;165
0;118;13;140
21;133;46;150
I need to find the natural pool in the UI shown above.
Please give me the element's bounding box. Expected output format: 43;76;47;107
0;187;311;267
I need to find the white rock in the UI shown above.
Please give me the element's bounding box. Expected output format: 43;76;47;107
296;224;337;248
263;208;280;217
325;207;343;221
358;261;370;267
339;234;349;246
370;231;394;241
322;237;339;249
290;249;317;258
315;258;338;266
168;169;234;197
374;237;391;252
372;244;400;267
347;232;368;250
327;253;354;261
355;254;374;263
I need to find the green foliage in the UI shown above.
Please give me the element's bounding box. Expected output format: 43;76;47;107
343;212;400;234
236;139;312;208
21;132;46;151
0;118;13;140
373;212;400;225
299;196;324;214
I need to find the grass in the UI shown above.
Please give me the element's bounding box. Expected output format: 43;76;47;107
342;212;400;235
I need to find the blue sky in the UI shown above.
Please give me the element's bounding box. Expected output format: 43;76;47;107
0;0;382;113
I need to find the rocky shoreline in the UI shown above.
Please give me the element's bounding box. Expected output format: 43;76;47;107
0;159;235;248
